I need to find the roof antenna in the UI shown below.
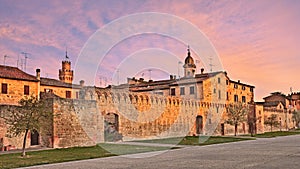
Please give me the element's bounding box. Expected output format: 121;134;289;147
21;52;30;72
3;55;9;66
209;56;215;72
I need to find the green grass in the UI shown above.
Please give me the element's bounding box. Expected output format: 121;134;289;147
133;136;255;146
0;144;171;169
253;130;300;138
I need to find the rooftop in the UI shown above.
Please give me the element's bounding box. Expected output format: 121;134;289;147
0;65;38;82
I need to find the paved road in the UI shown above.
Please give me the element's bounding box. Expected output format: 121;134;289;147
22;135;300;169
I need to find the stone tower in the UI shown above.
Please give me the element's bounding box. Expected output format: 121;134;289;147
59;51;73;84
183;46;196;77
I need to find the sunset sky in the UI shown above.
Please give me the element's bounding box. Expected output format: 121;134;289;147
0;0;299;101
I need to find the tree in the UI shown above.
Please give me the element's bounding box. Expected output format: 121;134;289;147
292;110;300;128
264;114;280;132
0;96;51;157
226;103;249;136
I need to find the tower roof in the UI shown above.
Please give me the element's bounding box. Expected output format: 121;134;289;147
184;46;195;65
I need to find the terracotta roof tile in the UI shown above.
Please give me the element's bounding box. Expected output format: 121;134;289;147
40;77;81;88
0;65;38;81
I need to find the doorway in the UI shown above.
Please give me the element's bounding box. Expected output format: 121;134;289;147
30;130;39;146
196;115;203;134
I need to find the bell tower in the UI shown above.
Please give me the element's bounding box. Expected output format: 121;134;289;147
59;50;73;84
183;46;196;77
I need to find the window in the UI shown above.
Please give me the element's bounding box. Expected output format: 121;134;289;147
226;92;229;100
208;118;212;124
218;77;221;84
242;96;246;103
180;87;185;95
218;90;221;99
170;88;175;96
1;83;7;94
213;88;216;94
24;85;30;95
190;86;195;94
234;95;238;102
250;88;254;92
234;84;238;89
66;91;71;98
76;92;79;99
226;80;229;85
242;86;246;90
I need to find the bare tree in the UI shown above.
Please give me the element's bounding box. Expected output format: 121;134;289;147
264;114;280;132
226;103;249;136
0;96;51;157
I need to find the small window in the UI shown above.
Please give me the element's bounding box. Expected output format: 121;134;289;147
214;88;216;94
190;86;195;94
218;77;221;84
208;118;212;124
218;90;221;99
24;85;29;95
170;88;176;96
234;84;238;89
226;80;229;85
234;95;238;102
242;96;246;103
180;87;185;95
242;86;246;90
76;92;79;99
66;91;71;98
226;92;229;100
250;88;254;92
1;83;7;94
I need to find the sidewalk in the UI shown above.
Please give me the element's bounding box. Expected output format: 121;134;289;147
104;141;190;148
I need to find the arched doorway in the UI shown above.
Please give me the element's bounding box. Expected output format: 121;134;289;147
196;115;203;134
104;113;122;141
30;130;39;146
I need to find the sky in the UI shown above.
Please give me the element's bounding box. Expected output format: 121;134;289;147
0;0;300;101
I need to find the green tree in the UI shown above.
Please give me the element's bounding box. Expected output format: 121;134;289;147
292;110;300;128
0;96;51;157
226;103;249;136
264;114;280;132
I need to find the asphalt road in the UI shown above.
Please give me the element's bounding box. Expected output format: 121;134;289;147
22;135;300;169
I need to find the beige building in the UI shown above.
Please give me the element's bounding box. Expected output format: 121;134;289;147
255;92;299;133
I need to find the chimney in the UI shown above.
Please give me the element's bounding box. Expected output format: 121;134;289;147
80;80;85;87
36;69;40;80
201;68;204;74
170;75;173;80
238;80;240;83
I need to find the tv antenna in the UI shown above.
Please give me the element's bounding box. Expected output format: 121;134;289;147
178;61;183;79
209;56;215;72
21;52;30;71
3;55;9;66
148;69;152;80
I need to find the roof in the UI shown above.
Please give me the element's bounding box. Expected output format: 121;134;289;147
40;77;81;88
263;101;284;108
0;65;38;82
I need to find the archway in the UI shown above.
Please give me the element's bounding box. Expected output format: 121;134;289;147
30;130;39;146
104;113;122;141
196;115;203;134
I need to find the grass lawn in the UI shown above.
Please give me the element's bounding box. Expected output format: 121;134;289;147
0;144;170;169
133;136;255;146
253;130;300;138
